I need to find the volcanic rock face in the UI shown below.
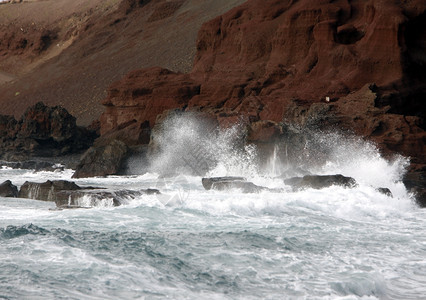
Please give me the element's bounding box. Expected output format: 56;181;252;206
98;0;425;205
101;67;201;137
100;0;425;135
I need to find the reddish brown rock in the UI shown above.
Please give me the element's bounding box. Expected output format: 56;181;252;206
247;120;282;143
96;0;425;203
100;0;425;135
100;67;201;141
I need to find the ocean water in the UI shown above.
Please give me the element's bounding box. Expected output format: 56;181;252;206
1;118;425;299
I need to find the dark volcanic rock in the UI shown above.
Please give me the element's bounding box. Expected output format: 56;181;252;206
17;179;160;207
202;177;246;190
18;180;81;201
284;175;358;191
54;188;160;207
376;187;393;198
0;180;18;197
0;102;97;160
202;177;271;193
72;139;129;178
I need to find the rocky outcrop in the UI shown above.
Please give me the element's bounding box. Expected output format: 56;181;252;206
202;177;247;190
97;0;425;205
202;175;358;193
54;188;160;207
72;139;129;178
100;0;425;135
284;175;358;191
0;102;97;160
376;188;393;198
202;177;280;193
100;67;201;139
16;179;159;207
0;25;57;57
0;180;18;197
18;180;81;201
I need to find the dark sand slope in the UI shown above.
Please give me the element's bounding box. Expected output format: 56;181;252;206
0;0;246;125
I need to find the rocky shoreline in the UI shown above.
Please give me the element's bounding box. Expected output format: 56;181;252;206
0;174;395;209
0;0;424;207
0;96;424;207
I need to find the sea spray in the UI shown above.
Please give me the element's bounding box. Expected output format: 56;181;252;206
148;112;258;177
303;130;411;199
265;144;282;177
146;112;411;197
0;129;424;299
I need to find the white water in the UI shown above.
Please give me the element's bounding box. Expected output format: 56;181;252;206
0;115;425;299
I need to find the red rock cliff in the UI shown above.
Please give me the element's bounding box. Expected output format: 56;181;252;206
99;0;425;202
101;0;425;132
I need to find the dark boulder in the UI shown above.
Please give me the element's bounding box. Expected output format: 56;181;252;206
72;139;129;178
0;180;18;197
284;174;358;190
202;177;271;193
376;187;393;197
18;180;81;201
202;177;246;190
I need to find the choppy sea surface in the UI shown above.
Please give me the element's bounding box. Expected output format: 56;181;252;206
1;167;425;299
1;117;425;299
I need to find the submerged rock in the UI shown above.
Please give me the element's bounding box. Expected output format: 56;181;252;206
0;180;18;197
284;175;358;190
50;205;92;211
72;139;129;178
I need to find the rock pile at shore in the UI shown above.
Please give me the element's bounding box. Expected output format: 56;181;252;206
0;102;97;160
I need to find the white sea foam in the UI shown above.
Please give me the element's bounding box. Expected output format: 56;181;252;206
149;112;258;177
0;114;424;299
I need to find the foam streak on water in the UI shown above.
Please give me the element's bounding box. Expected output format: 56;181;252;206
0;115;425;299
